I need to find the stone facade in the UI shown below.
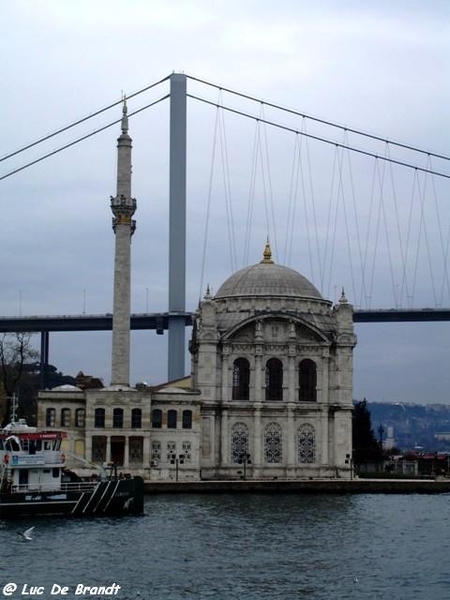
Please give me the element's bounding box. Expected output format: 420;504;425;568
192;245;356;480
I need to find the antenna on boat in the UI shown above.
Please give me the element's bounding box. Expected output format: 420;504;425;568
9;394;18;424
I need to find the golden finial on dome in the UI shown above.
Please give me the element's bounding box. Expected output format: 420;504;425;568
261;239;274;264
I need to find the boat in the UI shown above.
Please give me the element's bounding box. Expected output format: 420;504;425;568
0;418;144;518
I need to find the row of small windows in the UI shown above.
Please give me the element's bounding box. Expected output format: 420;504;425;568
46;407;194;429
46;408;85;428
94;408;142;428
151;410;192;429
151;440;192;462
231;421;316;464
233;358;317;402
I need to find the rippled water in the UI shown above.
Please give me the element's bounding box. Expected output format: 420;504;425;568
2;493;450;600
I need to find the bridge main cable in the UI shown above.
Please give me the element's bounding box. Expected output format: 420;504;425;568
1;75;170;164
186;74;450;162
187;94;450;180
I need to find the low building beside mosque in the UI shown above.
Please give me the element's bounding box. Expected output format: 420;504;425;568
38;243;357;481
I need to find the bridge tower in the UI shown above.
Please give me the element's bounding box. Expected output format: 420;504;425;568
110;98;136;387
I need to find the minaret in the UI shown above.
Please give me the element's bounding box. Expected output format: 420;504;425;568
110;98;136;386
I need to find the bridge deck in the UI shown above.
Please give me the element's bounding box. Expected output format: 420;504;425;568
0;308;449;333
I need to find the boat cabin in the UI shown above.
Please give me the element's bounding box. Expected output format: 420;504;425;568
0;420;66;493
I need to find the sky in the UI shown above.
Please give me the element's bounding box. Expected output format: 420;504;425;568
1;0;450;403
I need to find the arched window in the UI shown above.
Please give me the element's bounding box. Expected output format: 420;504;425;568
231;422;249;463
113;408;123;428
182;410;192;429
131;408;142;428
299;359;317;402
75;408;85;428
264;422;283;463
232;358;250;400
46;408;56;427
61;408;71;427
152;409;162;429
167;410;178;429
298;424;316;463
265;358;283;401
94;408;105;428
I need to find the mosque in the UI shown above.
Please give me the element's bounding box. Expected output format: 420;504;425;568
37;101;357;481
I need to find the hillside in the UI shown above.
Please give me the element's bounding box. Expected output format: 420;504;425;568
367;401;450;452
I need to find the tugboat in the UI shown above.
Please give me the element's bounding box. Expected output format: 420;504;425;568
0;402;144;518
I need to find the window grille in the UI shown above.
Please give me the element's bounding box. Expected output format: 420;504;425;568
129;437;143;464
166;441;176;460
298;424;316;463
231;422;249;463
151;441;161;461
264;422;282;463
182;441;192;461
92;436;106;463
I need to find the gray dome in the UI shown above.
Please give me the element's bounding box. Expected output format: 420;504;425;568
215;247;322;300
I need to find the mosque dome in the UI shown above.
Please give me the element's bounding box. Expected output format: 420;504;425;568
215;243;323;300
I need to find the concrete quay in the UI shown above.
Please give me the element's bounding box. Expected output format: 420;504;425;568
144;478;450;495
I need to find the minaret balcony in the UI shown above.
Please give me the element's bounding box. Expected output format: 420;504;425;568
110;195;137;216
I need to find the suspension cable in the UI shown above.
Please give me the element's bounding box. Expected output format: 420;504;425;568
1;75;170;164
198;98;221;302
0;95;170;181
187;95;450;180
185;74;450;162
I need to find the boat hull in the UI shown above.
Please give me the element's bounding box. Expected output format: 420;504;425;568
0;477;144;518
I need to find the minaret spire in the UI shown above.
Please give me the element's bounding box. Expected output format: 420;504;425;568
110;96;137;387
121;94;129;134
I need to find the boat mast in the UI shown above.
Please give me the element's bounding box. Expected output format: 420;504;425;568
9;394;18;424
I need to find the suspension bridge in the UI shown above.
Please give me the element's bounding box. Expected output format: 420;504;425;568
1;73;450;385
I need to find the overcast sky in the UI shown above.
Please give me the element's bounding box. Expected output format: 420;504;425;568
2;0;450;403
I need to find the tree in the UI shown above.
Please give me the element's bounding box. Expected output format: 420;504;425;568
0;332;38;425
352;399;383;465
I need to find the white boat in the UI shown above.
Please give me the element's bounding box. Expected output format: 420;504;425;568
0;418;143;518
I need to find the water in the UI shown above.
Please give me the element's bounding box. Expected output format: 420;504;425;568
2;493;450;600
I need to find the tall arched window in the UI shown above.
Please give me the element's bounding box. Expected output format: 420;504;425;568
299;359;317;402
61;408;71;427
152;409;162;429
264;422;282;463
231;422;249;463
131;408;142;428
298;424;316;463
46;408;56;427
113;408;123;428
182;410;192;429
94;408;105;428
75;408;85;428
232;358;250;400
167;410;177;429
265;358;283;401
